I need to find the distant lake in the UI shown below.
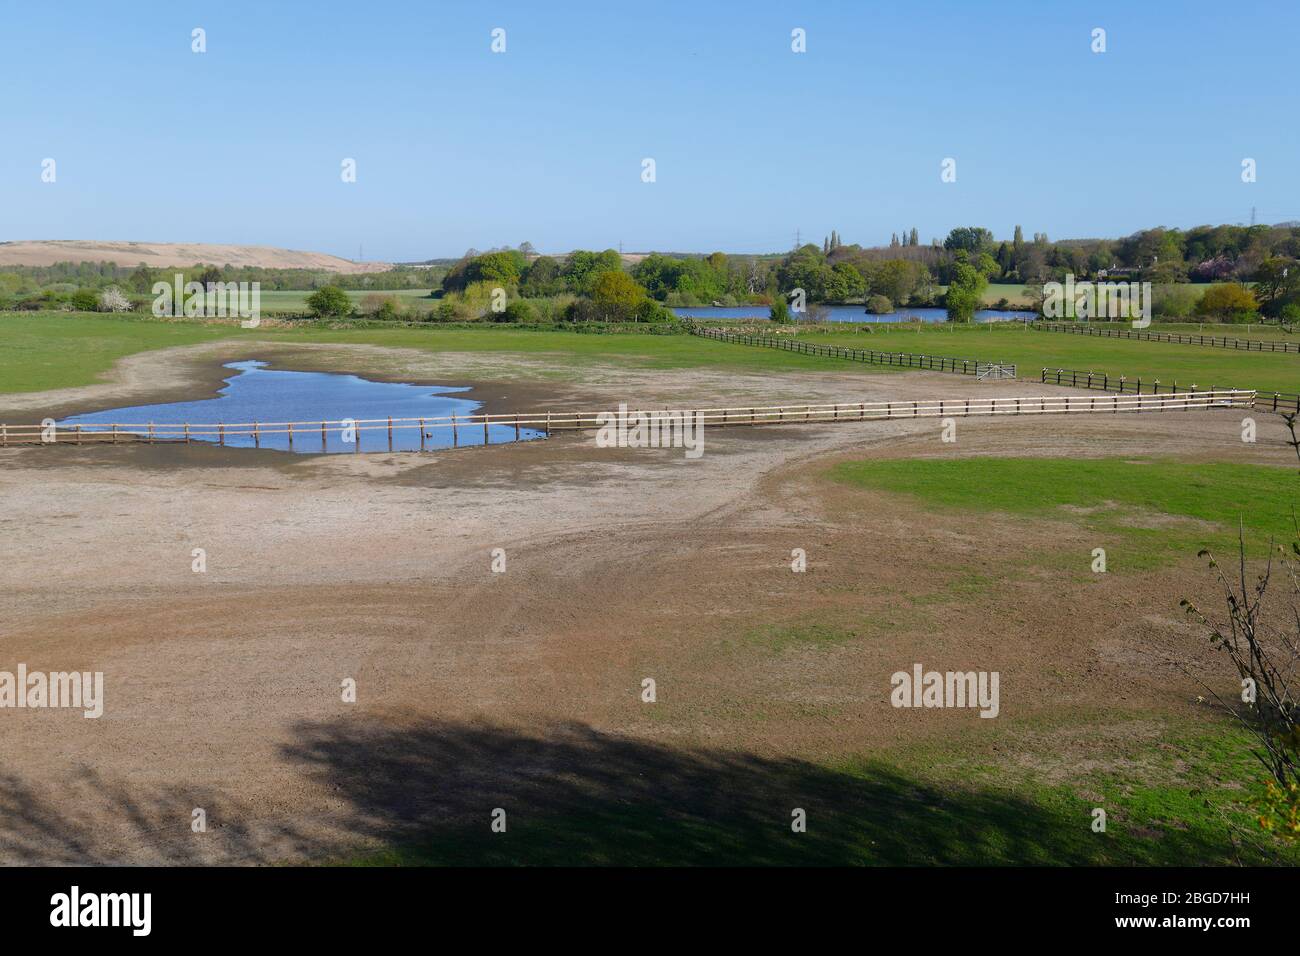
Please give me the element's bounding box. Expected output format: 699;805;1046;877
672;305;1036;324
59;361;542;453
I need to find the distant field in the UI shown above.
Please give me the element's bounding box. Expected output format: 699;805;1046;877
925;283;1032;308
933;282;1239;311
1040;320;1297;342
0;312;887;394
785;323;1300;394
3;311;1296;398
258;288;437;313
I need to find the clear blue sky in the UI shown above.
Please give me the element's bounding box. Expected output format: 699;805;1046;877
2;0;1296;261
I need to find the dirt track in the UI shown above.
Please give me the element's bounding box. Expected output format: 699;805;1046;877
0;342;1293;864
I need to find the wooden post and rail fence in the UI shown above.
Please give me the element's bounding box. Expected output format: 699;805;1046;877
1031;321;1300;353
0;390;1257;450
691;326;1016;378
1039;367;1297;413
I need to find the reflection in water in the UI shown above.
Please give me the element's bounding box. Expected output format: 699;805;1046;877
58;361;543;453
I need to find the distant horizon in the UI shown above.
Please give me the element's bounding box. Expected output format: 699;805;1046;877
3;215;1299;270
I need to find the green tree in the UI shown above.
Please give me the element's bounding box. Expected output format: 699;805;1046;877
70;288;99;311
975;252;1001;280
871;259;929;305
519;256;561;297
467;250;524;285
128;263;158;294
305;286;353;317
823;261;866;301
563;249;623;293
589;269;647;319
865;294;894;314
943;227;995;255
498;298;535;323
944;254;988;322
1254;257;1300;316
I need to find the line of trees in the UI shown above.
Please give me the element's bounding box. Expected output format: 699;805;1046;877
9;221;1300;323
0;261;448;313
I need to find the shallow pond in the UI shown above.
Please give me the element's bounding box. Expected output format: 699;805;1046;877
59;361;543;453
671;305;1035;324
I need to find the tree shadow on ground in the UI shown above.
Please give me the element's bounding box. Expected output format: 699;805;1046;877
0;764;317;866
0;717;1261;865
279;717;1246;866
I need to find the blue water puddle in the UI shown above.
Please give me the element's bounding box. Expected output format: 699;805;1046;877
672;305;1035;323
58;361;543;453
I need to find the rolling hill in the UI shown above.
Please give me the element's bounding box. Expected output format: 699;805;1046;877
0;240;391;274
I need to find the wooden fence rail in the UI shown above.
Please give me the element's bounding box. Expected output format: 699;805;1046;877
0;391;1256;449
1031;321;1300;353
692;326;1014;377
1040;366;1297;413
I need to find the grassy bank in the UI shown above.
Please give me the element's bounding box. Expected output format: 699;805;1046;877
831;456;1298;568
0;314;241;393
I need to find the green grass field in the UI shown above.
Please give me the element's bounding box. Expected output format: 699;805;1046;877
932;282;1034;308
0;312;880;394
1079;320;1298;341
794;323;1300;394
3;312;1298;397
831;456;1300;568
0;314;241;393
